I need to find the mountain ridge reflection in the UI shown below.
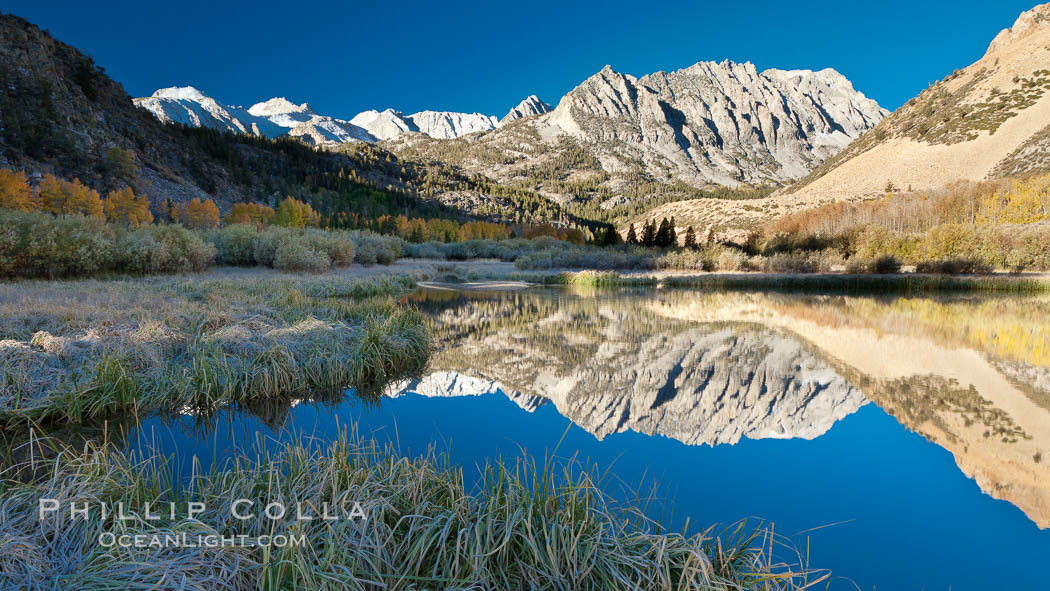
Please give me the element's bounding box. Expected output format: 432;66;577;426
404;287;1050;528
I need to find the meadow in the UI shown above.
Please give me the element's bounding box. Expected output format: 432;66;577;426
0;272;428;429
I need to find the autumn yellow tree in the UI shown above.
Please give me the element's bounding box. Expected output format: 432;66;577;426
225;202;275;225
104;187;154;226
0;169;34;211
272;197;320;228
37;174;104;218
977;174;1050;224
171;197;220;229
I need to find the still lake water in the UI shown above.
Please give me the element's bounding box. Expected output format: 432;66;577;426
133;286;1050;590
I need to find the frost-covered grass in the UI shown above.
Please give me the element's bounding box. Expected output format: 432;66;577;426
0;273;428;428
0;430;825;590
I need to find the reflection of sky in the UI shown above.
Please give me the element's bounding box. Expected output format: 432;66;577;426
128;287;1050;591
135;387;1050;591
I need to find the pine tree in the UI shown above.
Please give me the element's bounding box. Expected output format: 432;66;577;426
667;217;678;247
602;227;623;246
655;218;671;248
683;226;697;249
640;220;656;247
625;224;638;244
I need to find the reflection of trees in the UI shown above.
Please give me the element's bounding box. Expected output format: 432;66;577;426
854;374;1029;444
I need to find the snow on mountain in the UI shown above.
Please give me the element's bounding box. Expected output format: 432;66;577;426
247;97;314;117
408;110;498;139
349;109;418;141
249;97;376;144
133;86;283;138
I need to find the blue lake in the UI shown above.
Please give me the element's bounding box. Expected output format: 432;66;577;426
133;287;1050;590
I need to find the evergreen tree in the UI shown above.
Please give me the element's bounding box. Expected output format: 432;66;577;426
597;227;620;246
625;224;638;244
683;225;697;249
667;216;678;247
654;218;671;248
640;220;656;247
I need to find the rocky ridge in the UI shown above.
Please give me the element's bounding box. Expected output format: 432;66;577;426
542;61;886;186
500;94;552;123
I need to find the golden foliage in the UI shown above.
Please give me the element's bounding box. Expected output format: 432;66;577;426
0;169;34;212
103;187;153;226
171;197;220;230
458;221;513;241
273;197;320;228
772;174;1050;237
37;174;103;218
977;175;1050;224
225;202;275;226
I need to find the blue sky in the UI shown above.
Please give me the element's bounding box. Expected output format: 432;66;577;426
4;1;1038;118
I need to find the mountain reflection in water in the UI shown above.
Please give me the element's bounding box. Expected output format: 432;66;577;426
402;287;1050;529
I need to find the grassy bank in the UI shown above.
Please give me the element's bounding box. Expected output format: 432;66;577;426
0;272;429;428
536;270;1050;293
0;431;821;590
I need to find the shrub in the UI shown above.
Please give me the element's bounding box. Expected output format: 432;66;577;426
135;224;216;272
916;258;993;275
303;230;355;266
0;210;114;277
273;240;330;273
717;249;750;271
871;254;902;274
348;231;403;265
205;224;262;266
846;254;901;274
354;242;378;266
404;241;447;259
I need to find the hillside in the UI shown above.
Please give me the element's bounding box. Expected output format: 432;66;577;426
785;3;1050;200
